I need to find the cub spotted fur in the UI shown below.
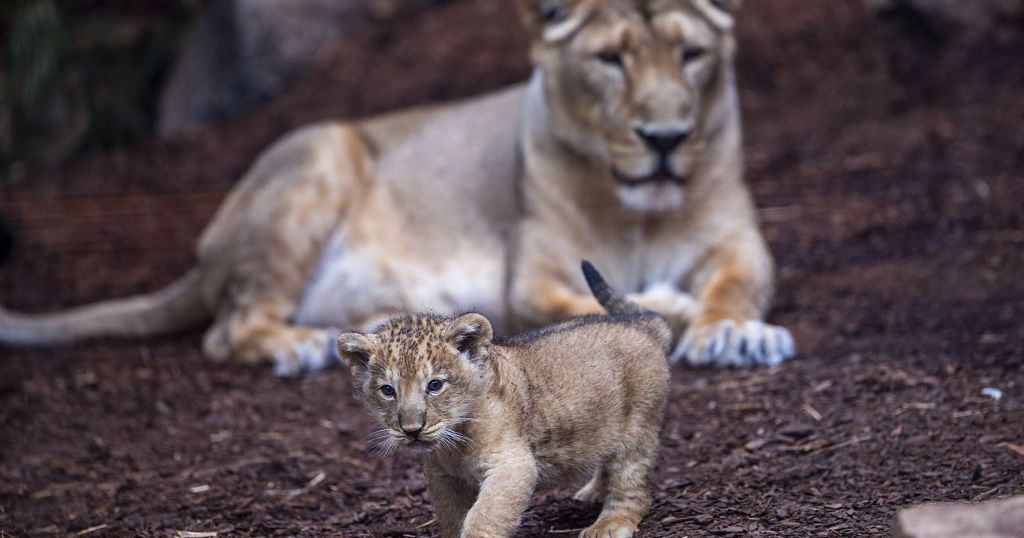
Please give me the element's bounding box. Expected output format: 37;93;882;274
1;0;795;374
337;262;669;538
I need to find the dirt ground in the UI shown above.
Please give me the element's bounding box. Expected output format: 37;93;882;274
1;0;1023;536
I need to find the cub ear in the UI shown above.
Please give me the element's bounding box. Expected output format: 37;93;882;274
693;0;740;30
517;0;591;42
443;313;494;362
337;333;376;373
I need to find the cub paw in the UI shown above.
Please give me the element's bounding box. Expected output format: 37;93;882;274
670;319;795;367
579;516;636;538
572;477;605;503
271;328;342;377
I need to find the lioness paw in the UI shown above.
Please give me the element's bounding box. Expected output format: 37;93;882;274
626;284;700;323
579;517;636;538
271;328;342;377
670;319;795;367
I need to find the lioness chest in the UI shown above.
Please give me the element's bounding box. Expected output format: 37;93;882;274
292;86;524;331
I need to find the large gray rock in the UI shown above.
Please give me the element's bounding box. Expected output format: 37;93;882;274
894;495;1024;538
157;0;440;137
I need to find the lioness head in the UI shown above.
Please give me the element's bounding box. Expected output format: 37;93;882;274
520;0;740;212
337;313;492;453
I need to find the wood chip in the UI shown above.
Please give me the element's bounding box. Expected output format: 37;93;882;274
175;532;218;538
307;471;326;488
74;524;108;536
803;403;823;422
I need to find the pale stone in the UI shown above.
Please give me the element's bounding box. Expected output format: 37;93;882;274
894;496;1024;538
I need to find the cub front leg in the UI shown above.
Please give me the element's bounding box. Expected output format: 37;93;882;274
426;459;479;538
461;452;538;538
671;232;795;367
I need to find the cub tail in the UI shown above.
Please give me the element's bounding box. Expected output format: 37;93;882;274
581;260;645;316
581;260;673;353
0;269;210;347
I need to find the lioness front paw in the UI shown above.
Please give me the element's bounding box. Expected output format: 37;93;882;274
670;319;795;367
579;516;636;538
626;283;699;322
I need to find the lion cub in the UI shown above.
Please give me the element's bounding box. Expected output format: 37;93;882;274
337;262;670;538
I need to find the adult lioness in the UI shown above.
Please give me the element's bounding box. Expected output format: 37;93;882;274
0;0;794;375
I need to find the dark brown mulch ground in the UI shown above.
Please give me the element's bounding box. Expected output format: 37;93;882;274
2;0;1023;536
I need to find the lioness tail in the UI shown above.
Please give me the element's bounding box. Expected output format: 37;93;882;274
0;269;210;347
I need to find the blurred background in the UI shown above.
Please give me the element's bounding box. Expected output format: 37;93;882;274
2;0;1020;182
0;0;445;183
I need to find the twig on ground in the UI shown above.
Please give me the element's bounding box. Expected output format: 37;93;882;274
970;486;1001;502
997;442;1024;457
826;435;872;452
74;524;107;536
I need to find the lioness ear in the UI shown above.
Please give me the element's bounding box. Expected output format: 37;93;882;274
692;0;740;31
337;333;375;373
443;313;493;362
518;0;591;42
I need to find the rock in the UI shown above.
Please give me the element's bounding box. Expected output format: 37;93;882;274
893;495;1024;538
157;0;442;137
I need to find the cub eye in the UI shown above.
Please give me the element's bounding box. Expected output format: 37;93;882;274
379;384;396;397
683;46;707;64
427;379;444;393
596;51;624;68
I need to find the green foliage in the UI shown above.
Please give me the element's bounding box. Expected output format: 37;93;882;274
1;0;201;182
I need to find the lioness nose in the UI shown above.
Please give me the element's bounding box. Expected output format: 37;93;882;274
635;127;690;155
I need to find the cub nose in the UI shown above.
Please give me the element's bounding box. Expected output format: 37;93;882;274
635;127;690;155
401;424;424;437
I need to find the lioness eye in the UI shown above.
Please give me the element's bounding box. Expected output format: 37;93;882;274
427;379;444;393
682;46;707;64
379;384;396;397
596;51;624;68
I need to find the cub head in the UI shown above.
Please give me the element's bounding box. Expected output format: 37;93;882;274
520;0;741;213
337;313;493;453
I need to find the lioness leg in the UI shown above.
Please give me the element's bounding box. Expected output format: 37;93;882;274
671;231;795;367
203;301;340;376
197;123;374;374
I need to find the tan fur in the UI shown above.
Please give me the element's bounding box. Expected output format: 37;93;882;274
0;0;793;373
338;267;670;537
